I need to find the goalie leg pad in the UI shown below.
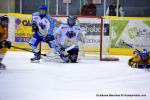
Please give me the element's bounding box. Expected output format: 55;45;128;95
68;48;79;63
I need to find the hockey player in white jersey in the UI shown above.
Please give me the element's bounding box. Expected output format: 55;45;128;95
29;5;60;63
55;16;84;63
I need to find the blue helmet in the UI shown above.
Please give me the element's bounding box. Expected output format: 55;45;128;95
141;49;149;57
39;5;47;10
67;16;77;27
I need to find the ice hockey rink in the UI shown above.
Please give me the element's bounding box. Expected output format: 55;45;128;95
0;51;150;100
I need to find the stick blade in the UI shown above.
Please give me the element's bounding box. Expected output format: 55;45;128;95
101;57;119;61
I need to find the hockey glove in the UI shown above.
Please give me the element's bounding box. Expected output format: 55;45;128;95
44;35;55;42
32;21;39;32
0;40;11;49
5;41;11;49
56;45;68;56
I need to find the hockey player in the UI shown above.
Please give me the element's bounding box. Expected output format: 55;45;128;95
29;5;59;63
0;15;11;70
128;49;150;69
55;16;84;63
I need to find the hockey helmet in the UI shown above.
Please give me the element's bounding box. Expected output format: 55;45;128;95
67;16;77;27
141;49;149;60
0;15;9;27
39;5;47;10
39;5;47;16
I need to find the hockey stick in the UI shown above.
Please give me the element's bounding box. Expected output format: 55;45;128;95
122;41;144;60
122;41;145;62
11;45;47;56
39;42;42;58
122;41;141;53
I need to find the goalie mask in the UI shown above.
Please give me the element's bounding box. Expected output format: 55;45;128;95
67;16;77;27
0;15;9;27
39;5;47;17
141;49;149;60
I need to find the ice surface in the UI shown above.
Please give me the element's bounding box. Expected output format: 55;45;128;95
0;52;150;100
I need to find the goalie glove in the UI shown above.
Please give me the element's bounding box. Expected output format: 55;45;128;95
58;44;76;56
54;44;68;56
59;46;68;56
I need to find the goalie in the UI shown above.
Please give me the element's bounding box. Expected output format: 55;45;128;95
128;49;150;69
54;16;84;63
0;16;11;70
29;5;60;63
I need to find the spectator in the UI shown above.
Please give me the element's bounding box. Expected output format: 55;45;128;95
106;0;124;16
81;0;96;16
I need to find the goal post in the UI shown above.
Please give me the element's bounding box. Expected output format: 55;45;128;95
100;16;119;61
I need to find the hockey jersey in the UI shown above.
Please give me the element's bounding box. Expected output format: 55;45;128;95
32;12;58;36
0;25;8;41
55;24;81;47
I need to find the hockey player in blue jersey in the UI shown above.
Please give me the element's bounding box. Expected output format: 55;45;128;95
29;5;59;63
55;16;84;63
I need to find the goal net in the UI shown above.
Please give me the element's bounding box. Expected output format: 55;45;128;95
53;16;119;61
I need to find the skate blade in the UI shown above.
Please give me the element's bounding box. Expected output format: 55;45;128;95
31;60;40;63
0;67;6;70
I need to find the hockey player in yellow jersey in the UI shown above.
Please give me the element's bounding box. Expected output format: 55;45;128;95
0;15;11;70
128;49;150;69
